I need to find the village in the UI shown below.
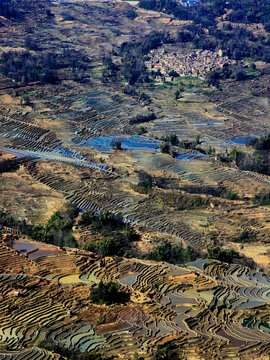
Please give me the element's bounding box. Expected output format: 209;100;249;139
145;48;235;81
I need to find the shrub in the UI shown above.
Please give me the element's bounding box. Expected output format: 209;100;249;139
169;70;179;78
137;126;147;135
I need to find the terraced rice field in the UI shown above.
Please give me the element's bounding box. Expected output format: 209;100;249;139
1;238;270;358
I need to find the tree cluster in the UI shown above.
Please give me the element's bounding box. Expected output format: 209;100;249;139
147;240;199;265
81;211;139;257
151;341;180;360
232;230;256;243
0;49;88;85
155;191;210;210
0;51;58;84
0;207;78;248
0;158;20;174
231;142;270;176
135;170;153;193
90;281;130;305
38;340;114;360
250;134;270;151
206;63;253;88
0;0;22;20
207;247;255;268
119;32;171;84
181;185;238;200
129;112;156;125
31;207;78;248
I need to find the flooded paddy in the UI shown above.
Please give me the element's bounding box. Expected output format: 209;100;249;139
84;135;160;152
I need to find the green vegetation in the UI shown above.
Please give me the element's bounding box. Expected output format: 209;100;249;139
38;340;114;360
181;185;238;200
0;158;20;173
0;0;23;20
129;112;156;125
230;141;270;176
151;341;180;360
0;49;87;84
159;141;170;154
90;281;130;305
174;89;181;100
169;70;180;78
207;247;255;268
0;207;78;248
206;64;260;88
81;211;139;257
135;170;153;193
195;134;201;144
118;32;171;84
147;240;199;265
155;191;209;210
136;126;147;135
255;191;270;206
250;134;270;151
126;9;137;20
159;133;181;155
110;139;122;150
162;134;179;146
232;230;256;243
31;207;78;247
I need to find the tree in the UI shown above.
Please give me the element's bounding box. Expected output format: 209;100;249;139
99;238;123;256
230;147;243;161
235;70;246;81
126;10;137;19
169;70;180;78
137;126;147;135
148;240;199;265
159;142;170;154
207;246;255;268
206;70;220;87
174;90;181;100
111;139;122;150
163;134;179;146
137;170;153;193
24;37;39;51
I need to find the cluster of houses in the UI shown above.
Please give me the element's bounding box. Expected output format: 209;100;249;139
145;49;235;82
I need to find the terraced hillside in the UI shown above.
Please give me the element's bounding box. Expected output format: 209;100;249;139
0;237;270;359
1;0;270;358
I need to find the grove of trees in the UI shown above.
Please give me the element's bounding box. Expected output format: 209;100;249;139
0;49;88;84
90;281;130;305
